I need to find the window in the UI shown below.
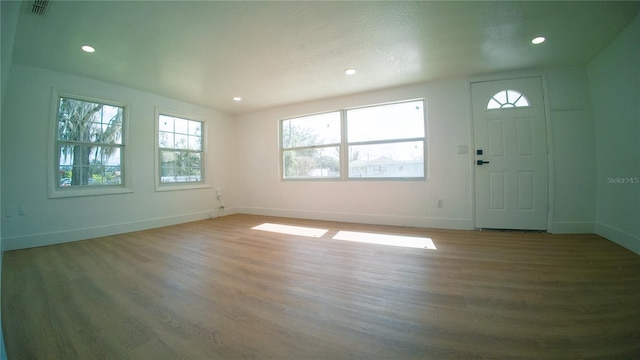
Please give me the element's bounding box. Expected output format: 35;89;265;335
55;96;125;189
280;99;425;180
157;113;205;187
281;111;341;179
487;89;529;109
346;100;424;179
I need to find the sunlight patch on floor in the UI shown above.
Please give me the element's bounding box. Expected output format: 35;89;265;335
333;231;437;250
252;223;329;238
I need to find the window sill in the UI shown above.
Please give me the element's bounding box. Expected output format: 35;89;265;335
155;183;211;192
49;186;134;199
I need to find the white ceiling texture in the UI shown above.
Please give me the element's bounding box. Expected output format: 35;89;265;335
11;1;640;115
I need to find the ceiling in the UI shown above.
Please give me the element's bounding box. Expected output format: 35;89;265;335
11;1;640;115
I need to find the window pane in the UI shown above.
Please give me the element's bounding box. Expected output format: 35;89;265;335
347;101;424;142
160;150;202;183
174;118;189;134
112;126;123;144
161;167;174;177
188;136;201;151
493;91;507;105
160;150;175;165
348;141;424;178
282;112;340;148
58;167;72;187
487;98;501;109
189;152;201;169
506;90;520;104
188;169;202;180
189;121;201;136
283;146;340;179
58;120;80;142
159;131;174;148
514;96;529;107
58;145;121;186
174;134;188;149
92;164;121;184
159;115;174;132
103;147;121;166
58;97;123;144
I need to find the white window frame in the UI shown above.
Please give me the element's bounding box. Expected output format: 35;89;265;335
280;110;342;180
154;108;210;192
279;99;427;181
48;89;132;198
486;89;530;109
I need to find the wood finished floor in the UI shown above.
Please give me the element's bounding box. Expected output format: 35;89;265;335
3;214;640;359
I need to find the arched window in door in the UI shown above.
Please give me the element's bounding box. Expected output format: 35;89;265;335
487;89;529;109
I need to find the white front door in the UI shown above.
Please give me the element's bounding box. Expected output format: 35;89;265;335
472;77;548;230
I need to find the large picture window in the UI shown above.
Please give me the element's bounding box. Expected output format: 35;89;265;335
280;99;425;180
56;96;124;188
157;113;204;185
347;100;424;179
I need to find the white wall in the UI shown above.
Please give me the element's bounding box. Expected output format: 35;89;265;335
234;70;597;232
1;65;602;248
1;65;236;250
1;1;22;358
588;12;640;254
235;79;474;229
546;67;596;233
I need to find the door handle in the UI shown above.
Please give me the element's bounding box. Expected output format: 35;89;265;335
476;160;490;165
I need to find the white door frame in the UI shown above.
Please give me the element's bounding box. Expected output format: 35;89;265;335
467;71;554;232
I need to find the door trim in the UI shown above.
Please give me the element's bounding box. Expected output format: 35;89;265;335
467;72;554;232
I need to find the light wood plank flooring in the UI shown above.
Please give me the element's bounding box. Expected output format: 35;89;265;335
3;214;640;359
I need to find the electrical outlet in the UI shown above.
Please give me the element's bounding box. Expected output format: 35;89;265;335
437;199;444;208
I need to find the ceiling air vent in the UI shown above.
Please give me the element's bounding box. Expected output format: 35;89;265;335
31;0;49;15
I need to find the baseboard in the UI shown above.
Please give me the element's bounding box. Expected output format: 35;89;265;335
0;244;4;360
550;221;595;234
235;206;474;230
3;211;214;251
595;222;640;255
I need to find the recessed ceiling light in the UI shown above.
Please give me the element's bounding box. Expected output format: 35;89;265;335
344;68;356;75
233;97;242;102
81;45;95;53
531;36;546;45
